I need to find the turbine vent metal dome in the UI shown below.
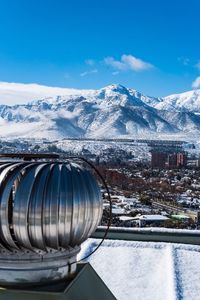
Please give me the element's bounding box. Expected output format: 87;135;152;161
0;158;103;285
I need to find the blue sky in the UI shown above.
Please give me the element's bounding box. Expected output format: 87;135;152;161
0;0;200;97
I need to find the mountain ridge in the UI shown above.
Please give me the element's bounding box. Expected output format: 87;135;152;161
0;83;199;140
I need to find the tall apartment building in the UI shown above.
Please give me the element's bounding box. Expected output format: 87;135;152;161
151;152;187;169
151;152;168;168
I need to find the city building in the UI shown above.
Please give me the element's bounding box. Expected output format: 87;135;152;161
151;152;187;169
132;214;169;227
151;152;168;168
177;153;187;167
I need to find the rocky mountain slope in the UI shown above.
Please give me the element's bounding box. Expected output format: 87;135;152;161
0;83;200;139
141;89;200;113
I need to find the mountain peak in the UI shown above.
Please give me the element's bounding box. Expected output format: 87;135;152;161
101;84;129;94
96;84;131;102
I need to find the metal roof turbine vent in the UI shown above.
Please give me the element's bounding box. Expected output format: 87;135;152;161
0;154;103;286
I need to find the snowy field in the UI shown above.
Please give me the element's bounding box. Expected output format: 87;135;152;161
79;238;200;300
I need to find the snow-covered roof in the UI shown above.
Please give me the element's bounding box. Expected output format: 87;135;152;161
79;238;200;300
111;207;125;215
136;214;169;221
119;216;135;222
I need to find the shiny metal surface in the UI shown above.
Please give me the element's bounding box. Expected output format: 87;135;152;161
0;160;103;284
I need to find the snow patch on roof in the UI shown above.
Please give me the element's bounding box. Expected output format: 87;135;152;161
79;239;200;300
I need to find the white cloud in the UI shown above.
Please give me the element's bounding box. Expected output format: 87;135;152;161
0;82;93;105
122;54;153;71
104;54;154;72
85;59;95;66
192;76;200;88
104;57;126;71
46;108;80;120
80;69;98;77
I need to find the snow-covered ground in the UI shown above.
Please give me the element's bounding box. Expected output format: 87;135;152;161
57;139;151;161
79;238;200;300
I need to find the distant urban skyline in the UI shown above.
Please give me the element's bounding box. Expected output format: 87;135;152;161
0;0;200;99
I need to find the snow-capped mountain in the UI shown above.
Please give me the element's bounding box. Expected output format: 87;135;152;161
0;83;200;139
160;90;200;113
141;89;200;113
